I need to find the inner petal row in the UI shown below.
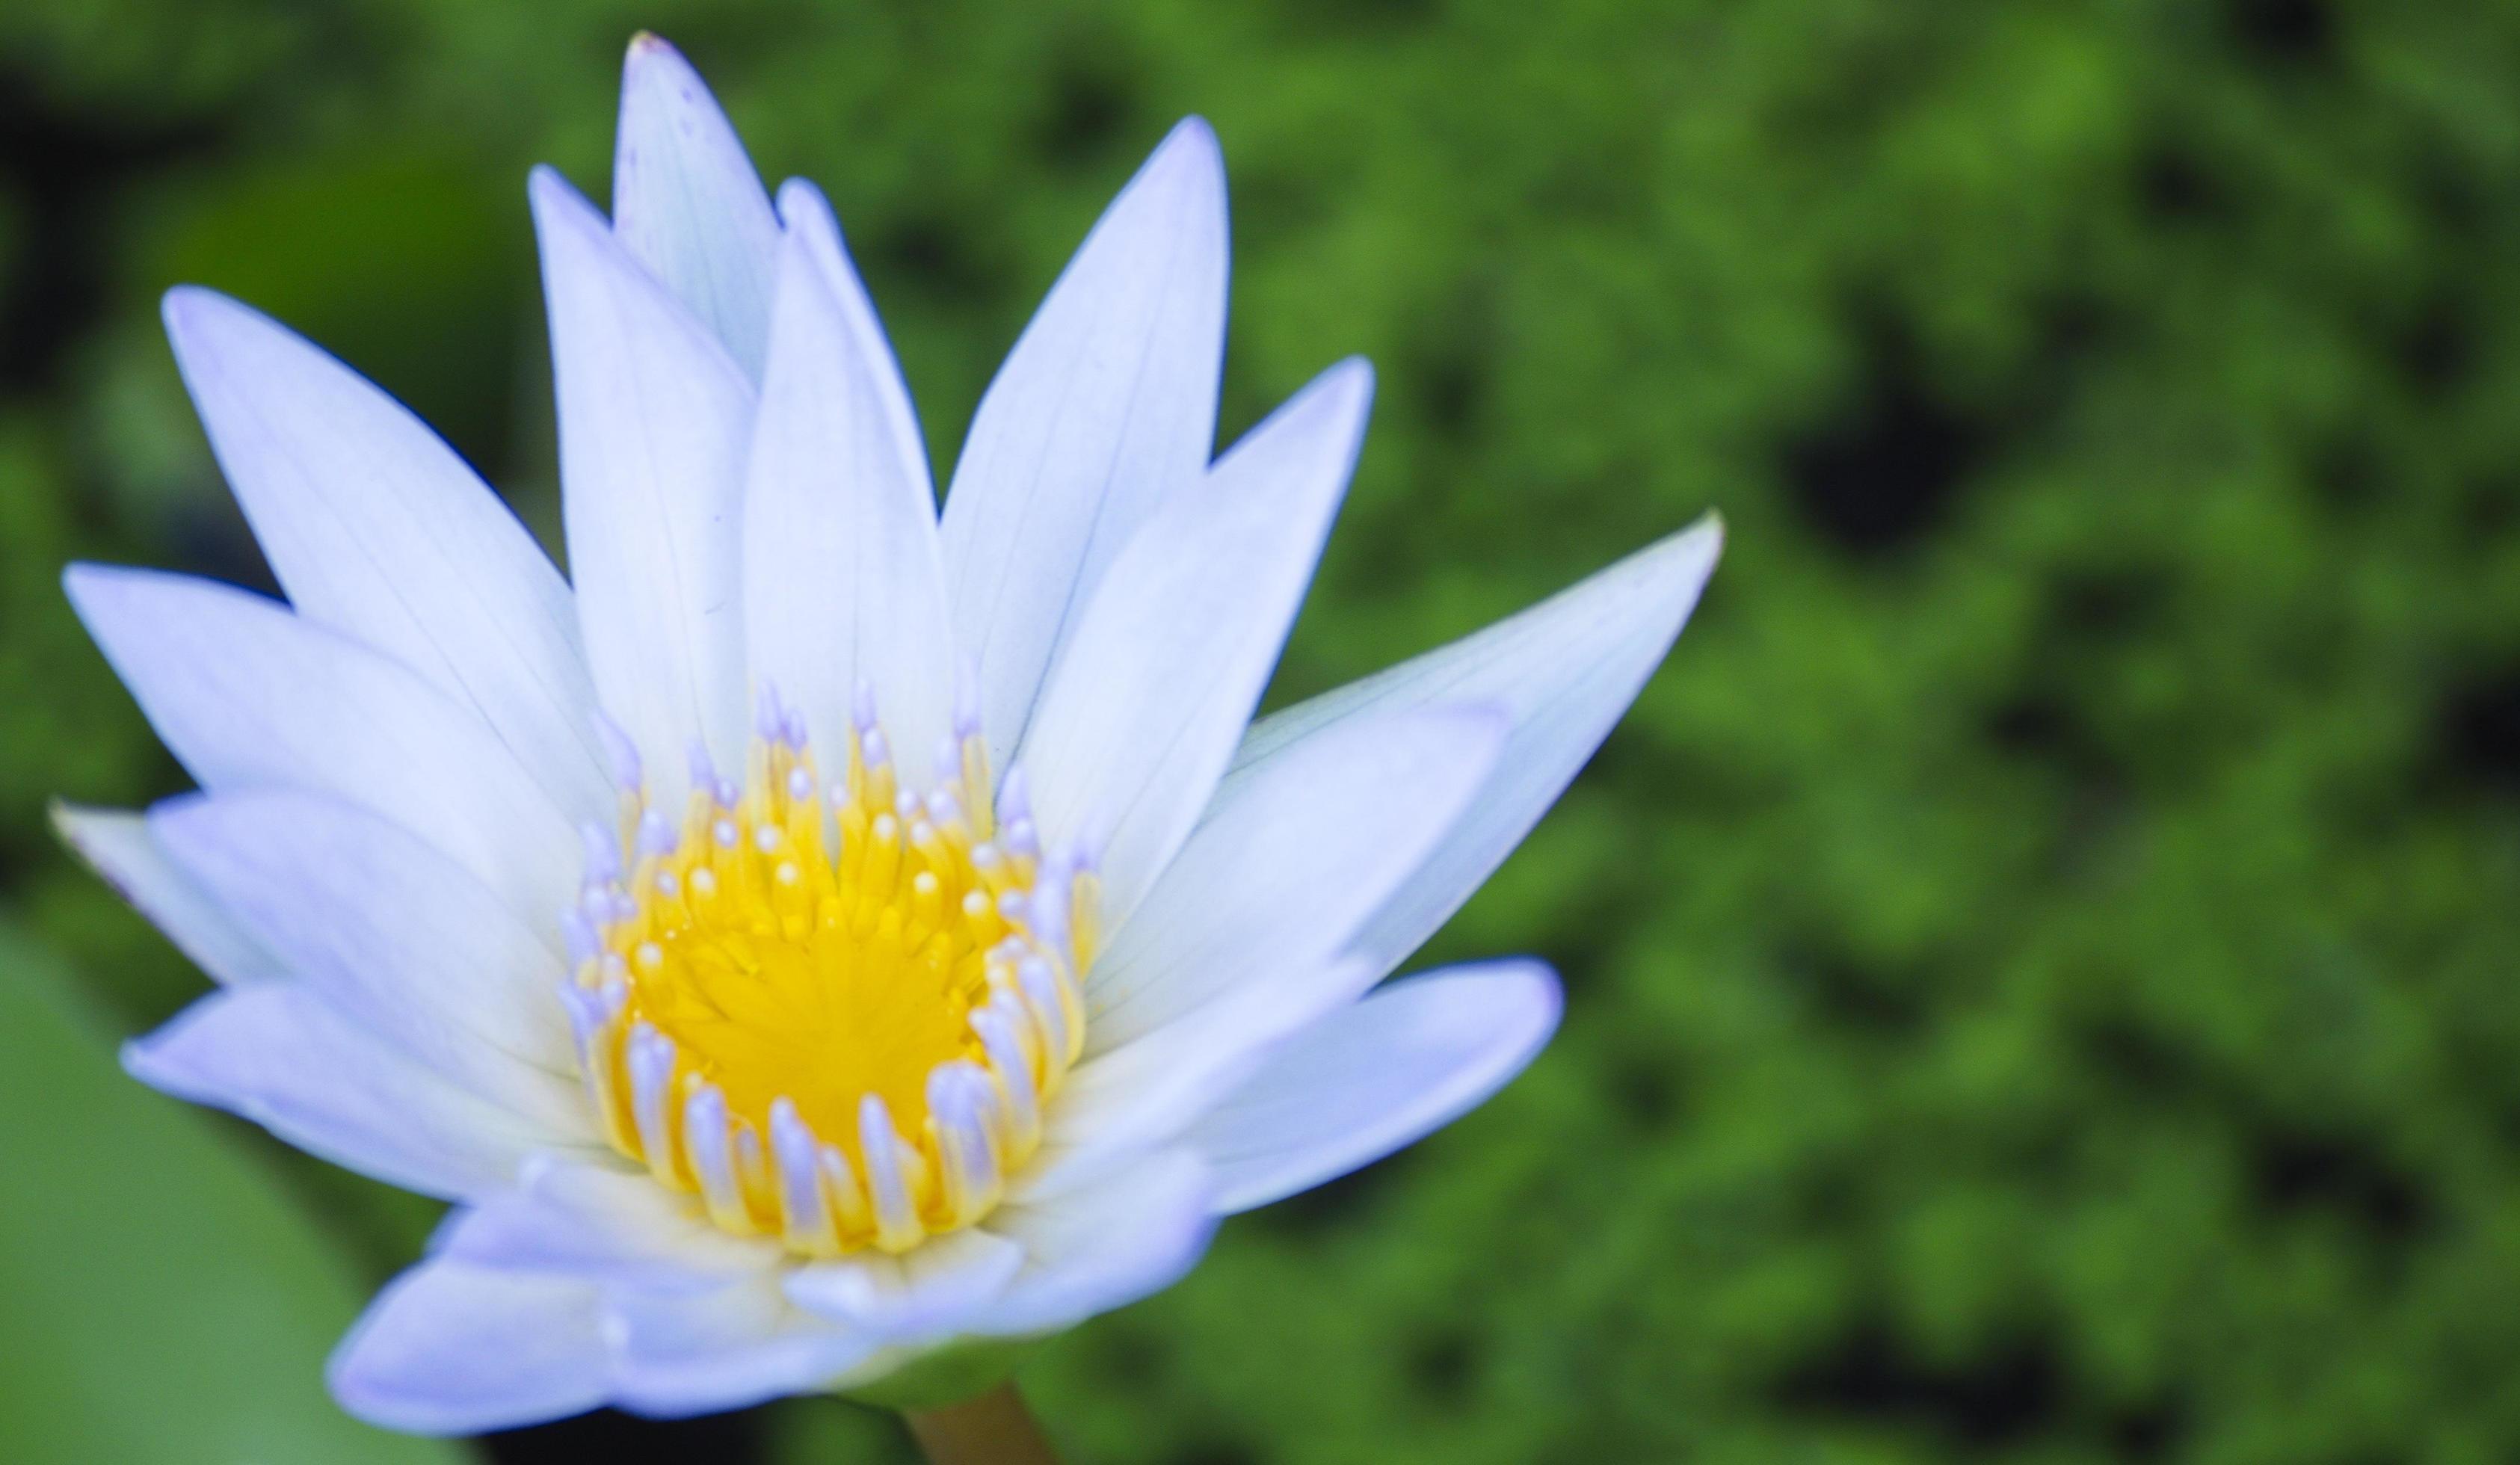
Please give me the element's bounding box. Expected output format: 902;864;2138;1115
556;688;1095;1256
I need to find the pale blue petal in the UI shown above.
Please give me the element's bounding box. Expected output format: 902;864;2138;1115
330;1262;609;1435
1086;703;1505;1051
606;1276;876;1418
783;1229;1024;1343
534;166;754;804
611;34;781;380
942;119;1228;777
969;1147;1216;1337
67;566;585;928
160;287;611;819
148;791;585;1132
52;803;283;987
743;182;953;771
1236;516;1722;978
126;984;575;1200
1184;960;1562;1214
1022;361;1371;921
434;1155;778;1289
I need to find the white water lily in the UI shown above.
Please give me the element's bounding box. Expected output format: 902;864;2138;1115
57;35;1720;1434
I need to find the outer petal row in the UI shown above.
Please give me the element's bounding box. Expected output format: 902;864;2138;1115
1183;960;1562;1213
742;180;954;768
1237;515;1725;981
611;33;782;382
535;166;754;806
329;1149;1216;1434
1023;360;1373;922
944;118;1229;778
145;790;585;1127
53;804;281;988
65;567;586;929
159;288;612;822
127;984;585;1200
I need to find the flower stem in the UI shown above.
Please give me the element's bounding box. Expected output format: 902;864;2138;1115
904;1382;1062;1464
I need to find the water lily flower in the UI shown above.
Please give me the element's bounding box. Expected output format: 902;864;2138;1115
57;34;1720;1436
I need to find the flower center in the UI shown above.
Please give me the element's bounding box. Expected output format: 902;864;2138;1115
555;688;1094;1256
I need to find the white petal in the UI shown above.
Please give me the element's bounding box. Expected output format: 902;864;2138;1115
611;34;781;380
743;182;952;767
783;1228;1024;1342
160;287;611;820
942;119;1228;776
1236;516;1722;977
148;791;586;1131
1085;703;1506;1051
330;1262;609;1435
970;1147;1216;1337
126;984;573;1200
1022;360;1370;919
1185;960;1562;1215
435;1154;779;1289
66;566;585;926
52;803;282;987
606;1275;874;1418
1029;955;1370;1200
535;166;754;803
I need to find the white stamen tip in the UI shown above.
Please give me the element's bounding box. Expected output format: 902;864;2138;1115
953;656;983;738
592;712;643;792
560;907;600;967
636;809;679;857
853;679;879;732
579;822;620;883
857;1094;920;1250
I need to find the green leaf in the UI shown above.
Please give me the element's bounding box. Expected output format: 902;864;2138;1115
0;925;463;1463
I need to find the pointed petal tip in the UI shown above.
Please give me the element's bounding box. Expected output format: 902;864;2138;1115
526;161;579;215
771;176;839;239
623;31;703;87
159;283;229;339
1158;114;1223;165
1143;116;1227;220
1659;510;1727;585
1328;354;1375;405
527;164;616;253
59;559;135;622
46;798;119;869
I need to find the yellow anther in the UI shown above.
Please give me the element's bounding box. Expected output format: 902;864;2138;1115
573;719;1094;1257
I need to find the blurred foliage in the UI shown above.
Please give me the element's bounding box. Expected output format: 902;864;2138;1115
4;0;2519;1461
0;925;460;1464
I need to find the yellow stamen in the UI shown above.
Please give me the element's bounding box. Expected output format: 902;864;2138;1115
564;718;1088;1256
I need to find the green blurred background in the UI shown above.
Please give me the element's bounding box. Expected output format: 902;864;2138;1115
4;0;2518;1460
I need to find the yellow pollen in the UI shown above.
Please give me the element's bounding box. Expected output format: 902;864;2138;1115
559;707;1092;1256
